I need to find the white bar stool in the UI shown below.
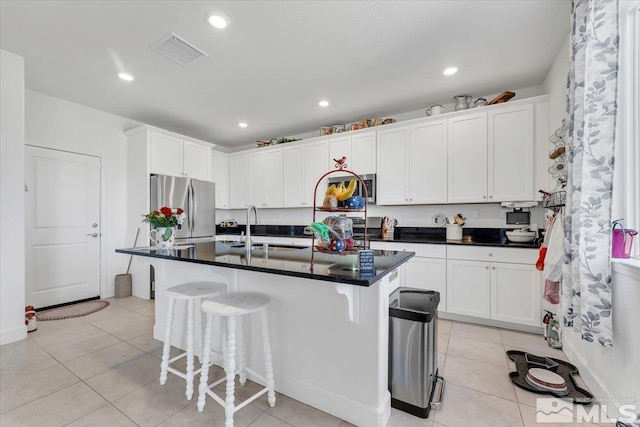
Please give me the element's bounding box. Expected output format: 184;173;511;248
197;292;276;426
160;281;227;400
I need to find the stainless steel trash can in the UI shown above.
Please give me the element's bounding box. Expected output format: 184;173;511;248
389;287;444;418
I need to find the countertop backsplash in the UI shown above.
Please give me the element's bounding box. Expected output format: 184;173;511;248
217;203;547;229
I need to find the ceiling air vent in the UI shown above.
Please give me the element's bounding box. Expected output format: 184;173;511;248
150;33;207;66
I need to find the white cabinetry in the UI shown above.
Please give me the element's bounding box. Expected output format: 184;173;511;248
229;153;250;209
447;246;541;327
488;104;534;201
491;262;540;326
149;130;212;181
211;151;229;209
447;259;491;318
369;241;447;311
447;112;488;203
329;131;376;176
282;139;329;207
377;120;447;205
447;104;535;203
250;147;283;208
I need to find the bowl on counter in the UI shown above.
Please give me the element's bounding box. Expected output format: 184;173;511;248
505;230;537;243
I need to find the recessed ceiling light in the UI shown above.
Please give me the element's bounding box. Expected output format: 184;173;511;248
238;122;248;128
118;72;134;81
318;100;330;107
206;12;229;29
443;67;458;76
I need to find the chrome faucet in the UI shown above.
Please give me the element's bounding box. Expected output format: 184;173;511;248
245;205;259;252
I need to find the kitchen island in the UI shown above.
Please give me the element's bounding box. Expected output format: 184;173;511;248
116;241;413;427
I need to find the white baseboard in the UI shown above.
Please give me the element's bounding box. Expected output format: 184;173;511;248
0;325;28;346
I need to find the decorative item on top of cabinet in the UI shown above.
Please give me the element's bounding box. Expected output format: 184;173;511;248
488;90;516;105
453;95;472;111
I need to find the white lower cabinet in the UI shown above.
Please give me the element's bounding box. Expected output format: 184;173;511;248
446;246;541;327
491;262;541;327
447;259;491;318
370;241;447;311
404;257;447;311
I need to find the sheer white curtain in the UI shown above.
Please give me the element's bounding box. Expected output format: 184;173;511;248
563;0;619;348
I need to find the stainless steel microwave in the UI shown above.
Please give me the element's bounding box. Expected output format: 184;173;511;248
327;174;376;205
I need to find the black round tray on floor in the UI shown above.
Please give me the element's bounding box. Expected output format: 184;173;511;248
507;350;594;404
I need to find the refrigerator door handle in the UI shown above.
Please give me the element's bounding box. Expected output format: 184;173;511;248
190;181;196;235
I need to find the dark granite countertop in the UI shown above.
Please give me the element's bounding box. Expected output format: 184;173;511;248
116;241;413;287
216;225;542;249
371;227;542;249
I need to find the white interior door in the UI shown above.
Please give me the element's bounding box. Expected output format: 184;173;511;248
25;146;101;308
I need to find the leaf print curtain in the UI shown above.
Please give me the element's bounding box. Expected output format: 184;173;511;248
563;0;619;348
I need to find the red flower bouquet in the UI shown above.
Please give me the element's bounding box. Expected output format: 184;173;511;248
142;207;185;228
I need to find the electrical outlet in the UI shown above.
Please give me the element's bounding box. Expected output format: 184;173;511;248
471;210;479;219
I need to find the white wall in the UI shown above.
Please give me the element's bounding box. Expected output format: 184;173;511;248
0;50;27;345
543;35;570;133
25;90;140;298
563;263;640;417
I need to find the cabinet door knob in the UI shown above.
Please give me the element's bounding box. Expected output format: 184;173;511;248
488;253;493;256
482;195;487;199
489;195;493;199
492;267;496;270
485;266;489;270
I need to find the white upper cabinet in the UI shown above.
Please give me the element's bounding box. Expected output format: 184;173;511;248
282;145;305;207
448;104;535;203
149;132;183;177
377;127;409;205
211;151;229;209
329;131;376;176
149;130;212;181
183;140;213;181
229;153;251;209
377;120;447;205
448;112;488;203
409;120;448;204
283;138;329;207
488;104;534;201
250;147;283;208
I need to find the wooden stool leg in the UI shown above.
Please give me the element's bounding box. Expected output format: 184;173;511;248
224;316;237;427
237;316;246;386
197;312;214;412
160;297;176;385
185;298;195;400
195;297;203;364
260;309;276;407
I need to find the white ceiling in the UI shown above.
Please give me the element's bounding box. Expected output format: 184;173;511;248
0;1;570;149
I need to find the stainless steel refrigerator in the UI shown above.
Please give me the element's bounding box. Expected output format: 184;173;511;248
150;175;216;240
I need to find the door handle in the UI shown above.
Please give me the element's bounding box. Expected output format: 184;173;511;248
86;233;99;238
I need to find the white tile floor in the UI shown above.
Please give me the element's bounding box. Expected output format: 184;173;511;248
0;297;610;426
